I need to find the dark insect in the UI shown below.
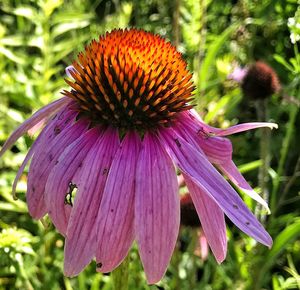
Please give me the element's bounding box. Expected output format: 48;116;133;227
64;182;77;206
197;127;210;139
174;138;181;147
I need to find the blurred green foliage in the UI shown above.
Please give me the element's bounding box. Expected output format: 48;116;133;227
0;0;299;289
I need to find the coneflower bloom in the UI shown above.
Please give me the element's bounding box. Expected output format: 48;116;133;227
0;29;277;284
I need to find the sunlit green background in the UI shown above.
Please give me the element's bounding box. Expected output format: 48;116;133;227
0;0;299;289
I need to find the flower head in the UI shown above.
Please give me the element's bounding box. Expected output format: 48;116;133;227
229;61;281;100
64;29;194;131
0;29;277;284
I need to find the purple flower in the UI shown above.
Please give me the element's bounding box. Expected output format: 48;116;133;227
228;66;248;83
0;29;277;284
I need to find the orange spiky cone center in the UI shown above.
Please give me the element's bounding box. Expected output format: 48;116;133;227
64;28;194;130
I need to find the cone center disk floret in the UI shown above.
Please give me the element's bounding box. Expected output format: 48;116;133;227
64;29;195;131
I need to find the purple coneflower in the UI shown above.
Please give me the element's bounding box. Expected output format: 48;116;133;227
0;29;277;284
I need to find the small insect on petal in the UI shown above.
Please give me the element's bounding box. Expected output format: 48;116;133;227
64;182;78;207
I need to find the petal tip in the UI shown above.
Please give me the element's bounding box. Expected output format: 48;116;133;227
146;275;163;285
269;123;278;130
65;65;76;80
63;268;77;278
216;255;226;264
63;260;76;277
261;232;273;249
266;237;273;249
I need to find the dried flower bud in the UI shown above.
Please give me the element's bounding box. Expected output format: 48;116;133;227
241;61;281;100
180;193;200;228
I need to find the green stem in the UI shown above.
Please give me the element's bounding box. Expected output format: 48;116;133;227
270;104;299;213
172;0;181;48
255;99;270;223
111;255;130;290
196;0;208;109
185;229;199;290
15;254;34;290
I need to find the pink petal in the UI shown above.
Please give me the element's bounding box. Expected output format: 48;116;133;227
176;112;271;212
183;173;227;263
11;104;76;199
180;110;278;137
135;133;179;284
159;128;272;247
28;119;46;137
26;107;77;217
64;128;119;277
0;97;70;158
174;120;232;164
27;115;86;219
228;66;248;83
197;136;232;164
12;135;41;200
206;122;278;137
218;161;270;213
45;127;100;235
96;132;141;273
199;230;209;261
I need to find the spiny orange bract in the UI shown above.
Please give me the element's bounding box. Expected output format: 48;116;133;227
64;28;194;130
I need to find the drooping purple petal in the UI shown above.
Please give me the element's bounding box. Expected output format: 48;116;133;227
218;161;270;213
179;110;278;137
159;128;272;247
27;115;87;219
25;106;77;217
0;97;70;158
45;127;101;235
28;119;47;137
135;133;179;284
176;113;271;212
196;136;232;164
12;135;40;200
205;122;278;137
64;128;119;277
96;132;141;273
183;173;227;263
11;106;76;199
174;120;232;164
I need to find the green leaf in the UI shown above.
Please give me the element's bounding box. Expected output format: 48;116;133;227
269;219;300;259
0;228;37;255
238;160;263;174
51;12;94;25
52;21;91;39
274;54;294;72
204;95;232;122
12;6;38;22
0;46;26;64
0;35;25;46
198;23;239;93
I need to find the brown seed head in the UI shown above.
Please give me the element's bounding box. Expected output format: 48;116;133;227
241;61;281;100
64;29;194;130
180;193;200;228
